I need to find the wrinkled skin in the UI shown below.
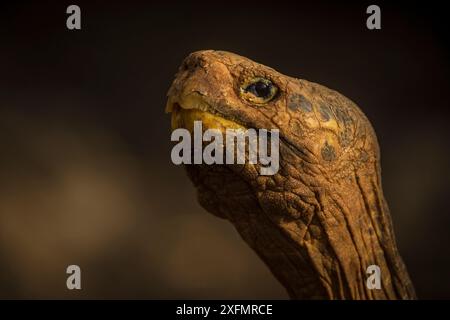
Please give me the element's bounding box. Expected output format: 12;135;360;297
166;50;416;299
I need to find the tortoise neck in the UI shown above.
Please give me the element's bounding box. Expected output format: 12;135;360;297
231;166;416;299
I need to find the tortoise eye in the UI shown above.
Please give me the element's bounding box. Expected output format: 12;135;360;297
240;78;278;104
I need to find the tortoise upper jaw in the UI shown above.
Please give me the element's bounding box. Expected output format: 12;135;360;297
165;91;212;114
166;91;246;132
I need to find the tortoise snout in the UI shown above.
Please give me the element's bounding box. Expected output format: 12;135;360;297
180;50;213;72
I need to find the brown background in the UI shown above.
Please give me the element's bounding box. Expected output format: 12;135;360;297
1;1;449;299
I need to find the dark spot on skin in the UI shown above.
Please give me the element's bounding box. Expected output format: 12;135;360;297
339;129;351;147
290;120;304;138
360;150;369;162
288;94;312;112
331;106;353;147
309;225;322;239
334;107;351;124
321;142;336;162
319;103;332;121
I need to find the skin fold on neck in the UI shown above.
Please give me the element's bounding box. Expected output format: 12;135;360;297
211;160;417;300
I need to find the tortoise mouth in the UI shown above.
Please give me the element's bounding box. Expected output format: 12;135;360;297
166;93;247;133
167;95;282;176
170;103;246;133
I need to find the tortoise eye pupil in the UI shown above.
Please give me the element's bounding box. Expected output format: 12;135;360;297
247;81;272;98
240;78;278;104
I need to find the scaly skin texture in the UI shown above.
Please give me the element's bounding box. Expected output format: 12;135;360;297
166;50;416;299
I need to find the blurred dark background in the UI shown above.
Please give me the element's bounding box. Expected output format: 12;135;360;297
0;1;449;299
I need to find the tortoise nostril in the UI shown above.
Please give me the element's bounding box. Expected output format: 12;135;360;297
180;59;195;72
182;52;208;71
181;61;189;71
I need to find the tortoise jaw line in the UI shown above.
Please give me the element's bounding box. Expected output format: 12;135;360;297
166;91;247;131
170;103;246;132
165;91;213;114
